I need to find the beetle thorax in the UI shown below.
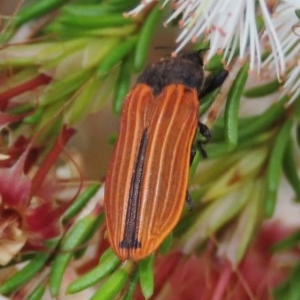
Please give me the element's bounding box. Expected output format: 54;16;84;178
137;53;205;96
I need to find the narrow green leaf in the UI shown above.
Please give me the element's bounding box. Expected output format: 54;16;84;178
40;70;90;106
90;67;119;113
108;132;118;145
159;232;173;255
273;263;300;300
295;9;300;19
194;41;210;52
295;95;300;122
200;89;219;115
205;54;224;71
205;142;231;158
238;96;286;139
207;130;272;159
67;248;121;294
182;182;252;252
91;261;134;300
233;181;261;263
211;96;286;143
123;270;139;300
45;22;136;39
203;147;267;200
64;76;102;124
62;4;117;16
191;150;244;185
271;230;300;252
34;102;64;143
0;255;50;295
283;138;300;201
0;44;52;67
106;0;138;10
134;5;163;72
96;36;137;77
219;180;262;264
265;119;293;217
49;215;98;296
139;255;155;299
297;124;300;147
74;213;105;259
113;56;133;114
0;239;59;295
62;2;137;16
7;103;36;115
36;38;91;64
23;107;45;124
27;284;46;300
15;0;68;27
224;64;249;150
244;80;282;98
189;150;201;179
59;14;134;29
63;183;100;221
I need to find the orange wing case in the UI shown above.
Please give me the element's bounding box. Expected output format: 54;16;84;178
104;52;205;261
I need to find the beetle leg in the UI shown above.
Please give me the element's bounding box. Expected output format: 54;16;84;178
196;140;208;158
196;122;211;158
186;192;194;210
198;122;211;143
199;69;228;97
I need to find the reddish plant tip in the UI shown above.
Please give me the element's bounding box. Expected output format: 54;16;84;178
0;73;52;110
30;126;76;196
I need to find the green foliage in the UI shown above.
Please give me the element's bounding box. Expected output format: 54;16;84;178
49;215;103;296
0;239;59;295
67;248;121;293
274;263;300;300
138;255;155;299
224;64;249;150
27;284;46;300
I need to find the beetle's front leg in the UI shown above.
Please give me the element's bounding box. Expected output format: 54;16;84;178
195;122;211;158
199;69;229;97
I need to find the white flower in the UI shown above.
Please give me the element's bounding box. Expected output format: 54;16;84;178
269;3;300;104
129;0;299;81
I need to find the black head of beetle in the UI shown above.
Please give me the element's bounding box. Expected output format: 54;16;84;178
137;51;205;96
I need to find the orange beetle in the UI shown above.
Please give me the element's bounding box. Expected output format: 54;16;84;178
104;52;227;261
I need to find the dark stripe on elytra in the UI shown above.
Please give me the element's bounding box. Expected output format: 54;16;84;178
119;130;148;249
